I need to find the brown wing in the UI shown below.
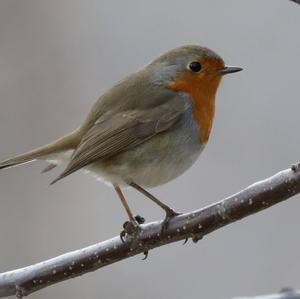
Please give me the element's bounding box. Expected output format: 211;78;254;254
50;104;183;184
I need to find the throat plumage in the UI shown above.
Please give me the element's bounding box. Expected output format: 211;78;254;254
168;73;221;143
192;90;215;143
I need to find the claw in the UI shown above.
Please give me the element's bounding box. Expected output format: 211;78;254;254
120;219;141;242
120;230;126;243
192;233;203;243
291;163;300;172
142;250;149;260
123;220;130;229
135;215;145;224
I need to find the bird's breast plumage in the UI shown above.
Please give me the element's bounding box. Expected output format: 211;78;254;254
87;93;205;187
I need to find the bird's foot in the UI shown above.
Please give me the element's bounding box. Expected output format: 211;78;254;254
191;232;204;243
134;215;145;224
161;208;181;233
291;162;300;172
120;215;145;242
142;250;149;260
182;237;189;245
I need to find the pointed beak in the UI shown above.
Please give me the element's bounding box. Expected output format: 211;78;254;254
218;66;243;75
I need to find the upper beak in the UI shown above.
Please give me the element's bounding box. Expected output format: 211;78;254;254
218;66;243;75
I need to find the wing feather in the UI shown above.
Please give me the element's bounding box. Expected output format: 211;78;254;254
51;101;184;184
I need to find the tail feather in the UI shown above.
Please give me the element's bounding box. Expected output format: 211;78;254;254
0;147;46;170
0;155;36;170
40;163;57;174
0;130;79;171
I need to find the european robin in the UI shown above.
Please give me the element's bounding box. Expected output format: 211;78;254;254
0;45;242;231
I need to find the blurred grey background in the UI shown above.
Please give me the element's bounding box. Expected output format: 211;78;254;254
0;1;299;298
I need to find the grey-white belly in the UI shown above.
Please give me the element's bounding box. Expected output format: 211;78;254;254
87;107;205;187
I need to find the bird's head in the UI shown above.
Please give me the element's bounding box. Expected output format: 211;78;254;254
149;45;242;143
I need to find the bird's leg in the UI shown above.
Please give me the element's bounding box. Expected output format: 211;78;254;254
114;184;136;222
129;182;180;231
114;184;141;242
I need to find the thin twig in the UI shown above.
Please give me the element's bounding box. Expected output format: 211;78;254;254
1;164;300;298
233;288;300;299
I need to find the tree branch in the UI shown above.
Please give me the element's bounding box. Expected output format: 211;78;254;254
1;164;300;298
233;288;300;299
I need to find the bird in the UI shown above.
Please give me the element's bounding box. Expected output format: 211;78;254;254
0;45;242;234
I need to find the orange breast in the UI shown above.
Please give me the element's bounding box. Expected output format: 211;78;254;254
168;71;222;143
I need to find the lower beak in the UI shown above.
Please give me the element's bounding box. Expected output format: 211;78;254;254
218;66;243;75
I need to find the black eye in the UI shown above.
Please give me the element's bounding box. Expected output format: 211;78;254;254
189;61;202;72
